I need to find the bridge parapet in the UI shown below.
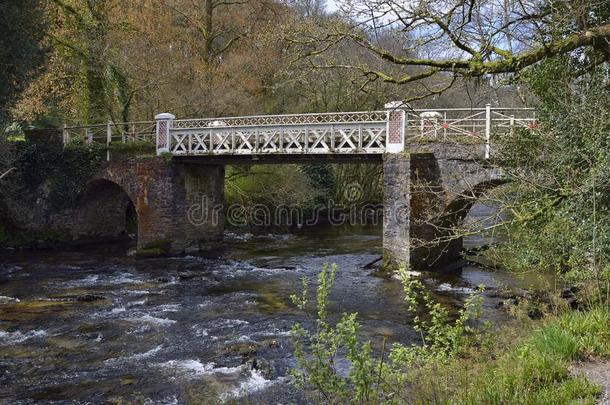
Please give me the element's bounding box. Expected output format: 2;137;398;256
62;104;536;159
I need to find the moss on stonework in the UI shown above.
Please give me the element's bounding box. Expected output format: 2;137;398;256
160;152;174;164
0;225;72;248
136;239;173;257
374;258;403;277
135;247;165;257
13;140;106;210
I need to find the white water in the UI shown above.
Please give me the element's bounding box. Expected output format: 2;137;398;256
0;329;47;344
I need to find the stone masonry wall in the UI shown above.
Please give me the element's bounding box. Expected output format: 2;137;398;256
78;158;225;254
382;153;410;268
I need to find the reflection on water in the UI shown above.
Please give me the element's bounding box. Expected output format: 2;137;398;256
0;221;551;403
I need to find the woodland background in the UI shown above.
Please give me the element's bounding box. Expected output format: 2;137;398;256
0;0;527;218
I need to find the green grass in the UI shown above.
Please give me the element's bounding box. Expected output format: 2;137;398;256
401;307;610;404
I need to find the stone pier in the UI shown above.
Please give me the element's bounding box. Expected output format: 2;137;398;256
382;143;502;272
382;153;410;268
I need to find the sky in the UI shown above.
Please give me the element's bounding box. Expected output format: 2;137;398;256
325;0;340;13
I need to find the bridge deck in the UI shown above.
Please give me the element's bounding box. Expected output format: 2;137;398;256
174;153;383;165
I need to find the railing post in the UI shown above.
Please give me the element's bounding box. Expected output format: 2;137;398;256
385;101;407;153
155;113;175;155
106;120;112;161
62;124;69;147
484;103;491;159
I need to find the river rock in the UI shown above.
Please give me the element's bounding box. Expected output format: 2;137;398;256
47;294;106;302
225;342;259;358
76;294;106;302
245;358;273;379
178;271;198;281
267;339;280;349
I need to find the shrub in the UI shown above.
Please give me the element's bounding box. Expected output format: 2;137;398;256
290;265;609;404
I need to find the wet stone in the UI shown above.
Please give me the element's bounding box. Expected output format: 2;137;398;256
177;271;199;281
49;294;107;302
246;358;274;380
225;342;259;357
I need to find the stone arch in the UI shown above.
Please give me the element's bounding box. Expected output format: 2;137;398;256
90;163;139;206
411;178;507;272
404;147;505;272
73;178;138;241
440;178;508;231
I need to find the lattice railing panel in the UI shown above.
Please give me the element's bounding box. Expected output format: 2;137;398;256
170;123;387;155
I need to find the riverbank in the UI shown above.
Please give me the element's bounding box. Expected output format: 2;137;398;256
396;305;610;403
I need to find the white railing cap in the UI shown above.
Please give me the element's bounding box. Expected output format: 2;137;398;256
384;101;409;110
155;113;175;120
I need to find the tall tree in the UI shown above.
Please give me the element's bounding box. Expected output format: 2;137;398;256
289;0;610;100
0;0;45;122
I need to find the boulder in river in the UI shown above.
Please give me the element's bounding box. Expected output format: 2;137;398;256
245;358;273;379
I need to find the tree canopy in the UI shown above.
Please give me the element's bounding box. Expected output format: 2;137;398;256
7;0;606;125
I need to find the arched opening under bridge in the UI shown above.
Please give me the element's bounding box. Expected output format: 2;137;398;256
74;179;138;242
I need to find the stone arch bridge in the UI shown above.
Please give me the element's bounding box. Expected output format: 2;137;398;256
65;103;535;272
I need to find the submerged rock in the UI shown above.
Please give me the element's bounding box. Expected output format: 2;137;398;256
178;271;198;281
0;299;73;322
47;294;106;302
76;294;106;302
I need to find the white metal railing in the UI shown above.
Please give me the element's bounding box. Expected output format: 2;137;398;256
170;111;388;155
407;107;536;157
407;107;535;138
62;121;156;161
62;121;156;145
172;111;388;129
62;106;537;159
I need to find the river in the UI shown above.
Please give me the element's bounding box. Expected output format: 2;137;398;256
0;207;551;403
